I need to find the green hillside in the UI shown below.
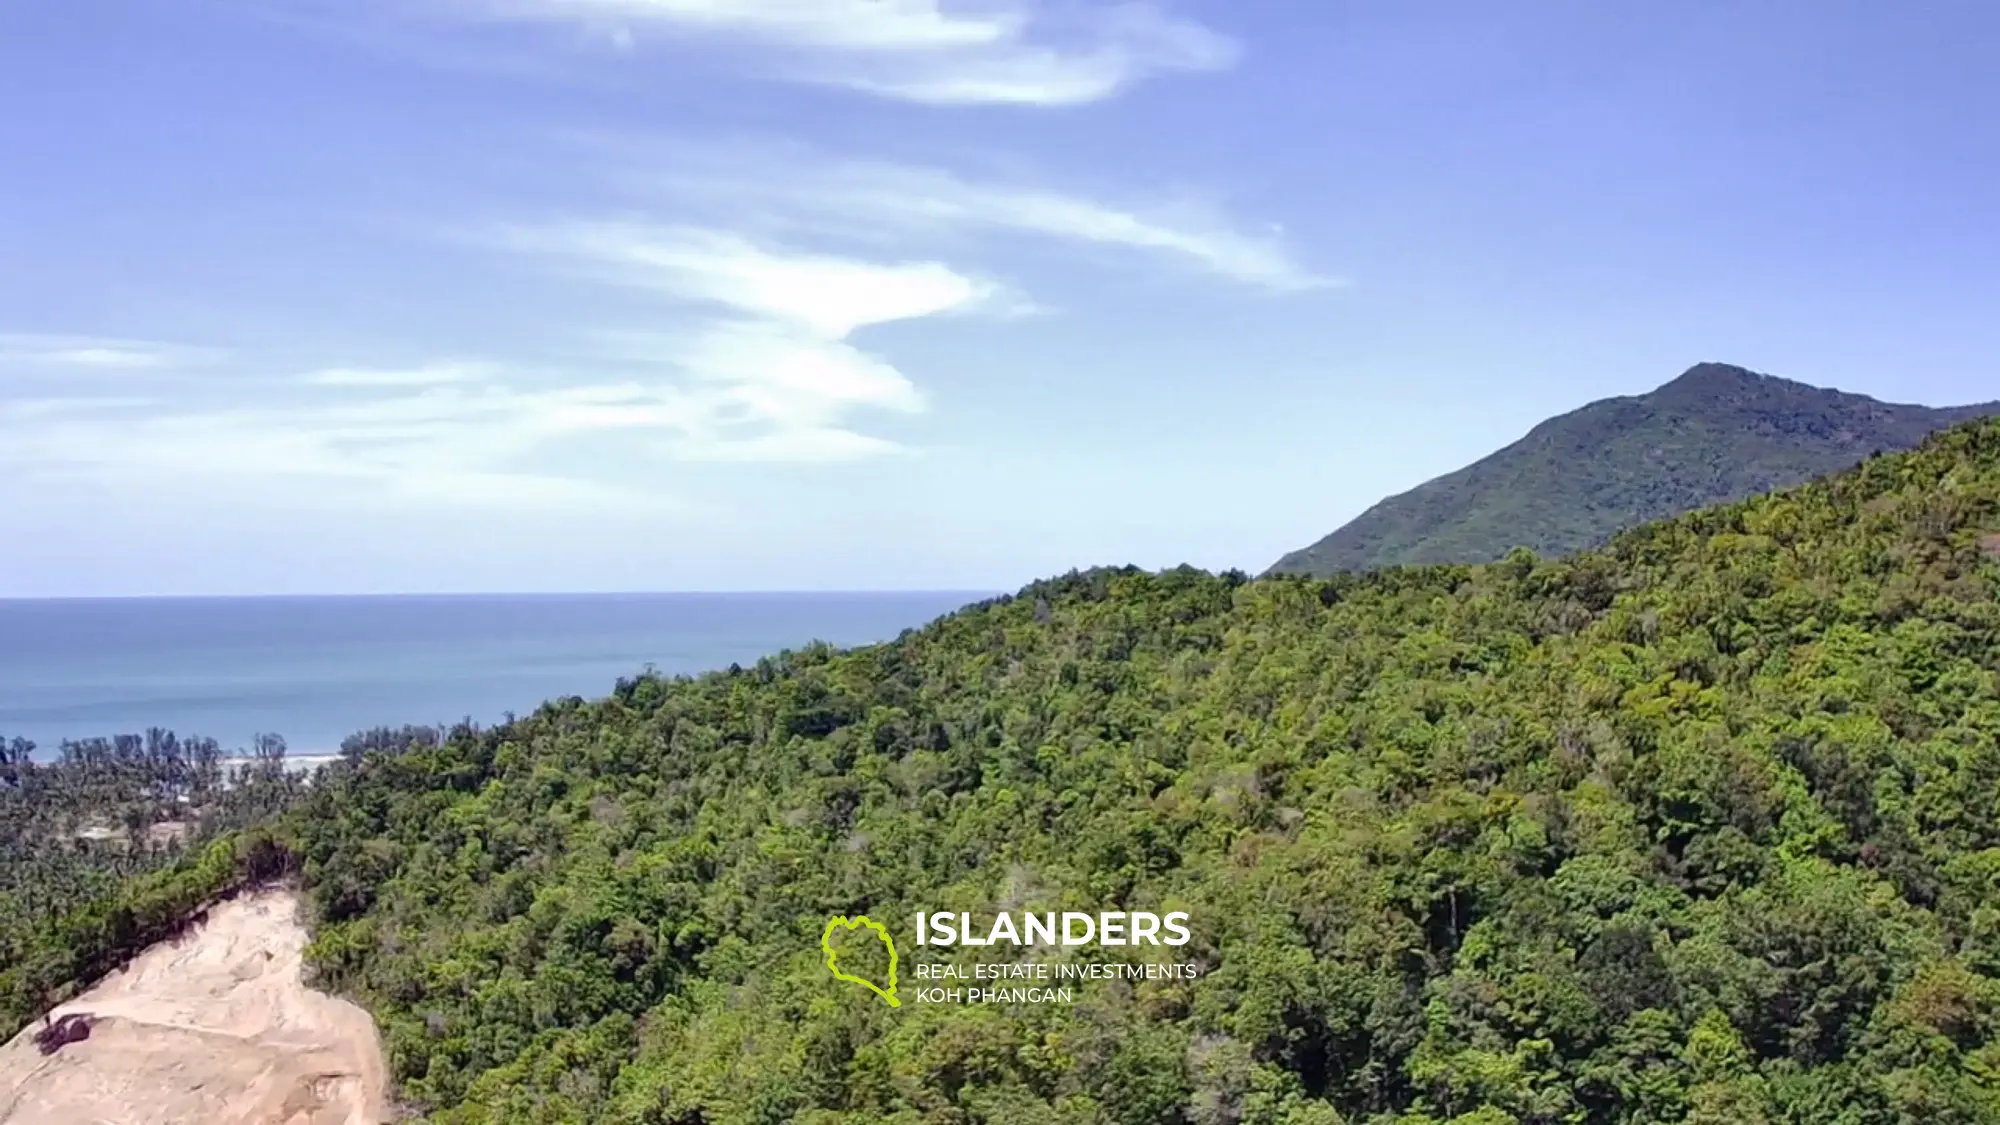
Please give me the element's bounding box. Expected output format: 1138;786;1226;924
1266;363;2000;577
10;418;2000;1124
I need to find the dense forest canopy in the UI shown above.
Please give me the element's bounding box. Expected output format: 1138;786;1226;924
8;418;2000;1124
0;726;436;1022
0;731;287;954
1266;363;2000;577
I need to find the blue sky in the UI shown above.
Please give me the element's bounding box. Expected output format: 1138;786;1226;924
2;0;1997;596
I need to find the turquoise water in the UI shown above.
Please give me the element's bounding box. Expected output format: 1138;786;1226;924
0;592;986;756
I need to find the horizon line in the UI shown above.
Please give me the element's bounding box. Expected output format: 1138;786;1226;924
0;588;1008;603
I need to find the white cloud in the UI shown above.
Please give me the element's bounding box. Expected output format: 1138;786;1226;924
682;321;924;415
42;347;162;369
479;223;975;460
1;396;161;420
473;0;1022;52
2;84;1328;514
0;333;219;371
811;2;1238;106
603;141;1331;291
346;0;1234;105
682;426;900;463
491;221;1004;334
3;146;1322;502
305;360;495;386
0;224;989;503
1;380;659;508
0;229;979;502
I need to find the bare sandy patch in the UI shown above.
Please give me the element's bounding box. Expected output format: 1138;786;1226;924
0;889;390;1125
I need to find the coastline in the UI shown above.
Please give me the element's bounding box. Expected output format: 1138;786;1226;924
216;753;345;776
1;590;985;766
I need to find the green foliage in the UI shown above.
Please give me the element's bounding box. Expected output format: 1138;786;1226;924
262;417;2000;1122
14;418;2000;1123
0;727;393;1036
1267;363;2000;577
0;828;302;1038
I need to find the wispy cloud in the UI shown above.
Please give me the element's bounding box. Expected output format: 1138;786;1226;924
1;136;1327;504
472;0;1025;52
0;343;596;507
488;221;1008;333
480;221;1015;460
799;2;1239;106
608;141;1333;292
2;376;663;508
282;0;1236;105
0;333;221;371
304;361;495;386
0;228;1000;501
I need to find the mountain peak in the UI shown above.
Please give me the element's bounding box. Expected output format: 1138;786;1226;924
1265;365;2000;576
1651;362;1781;402
1668;361;1763;384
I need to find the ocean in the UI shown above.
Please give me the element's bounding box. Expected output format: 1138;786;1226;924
0;592;988;758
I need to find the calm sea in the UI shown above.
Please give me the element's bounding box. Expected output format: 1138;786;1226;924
0;592;988;758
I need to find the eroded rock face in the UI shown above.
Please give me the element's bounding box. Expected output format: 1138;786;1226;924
0;890;390;1125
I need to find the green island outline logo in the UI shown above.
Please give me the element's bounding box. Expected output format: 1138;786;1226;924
821;914;901;1008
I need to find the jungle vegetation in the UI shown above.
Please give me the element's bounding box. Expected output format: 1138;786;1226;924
0;726;429;1021
1266;363;2000;577
7;418;2000;1125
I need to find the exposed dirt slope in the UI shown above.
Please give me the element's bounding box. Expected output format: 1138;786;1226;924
0;889;390;1125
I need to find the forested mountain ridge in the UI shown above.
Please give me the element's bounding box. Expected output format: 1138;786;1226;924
277;416;2000;1124
7;418;2000;1124
1266;363;2000;577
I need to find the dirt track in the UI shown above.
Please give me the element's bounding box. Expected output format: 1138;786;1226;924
0;890;391;1124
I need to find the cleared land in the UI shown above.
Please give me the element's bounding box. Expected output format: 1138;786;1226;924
0;889;389;1125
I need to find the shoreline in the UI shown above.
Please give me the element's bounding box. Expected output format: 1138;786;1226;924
218;753;345;775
